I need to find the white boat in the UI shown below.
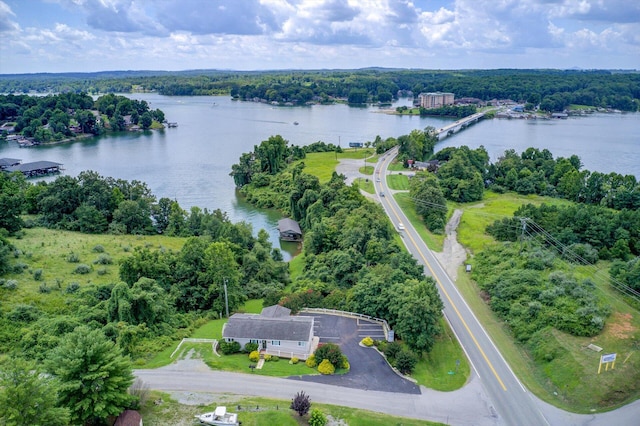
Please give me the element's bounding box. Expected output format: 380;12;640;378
195;406;239;426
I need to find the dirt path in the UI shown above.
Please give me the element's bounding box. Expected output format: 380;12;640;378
433;209;468;281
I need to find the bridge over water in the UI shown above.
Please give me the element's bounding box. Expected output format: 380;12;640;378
435;109;495;140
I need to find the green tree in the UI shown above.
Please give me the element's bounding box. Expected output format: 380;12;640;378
0;171;26;233
112;200;153;234
409;171;447;233
0;359;70;426
389;278;443;352
45;326;135;426
204;241;244;315
140;111;152;129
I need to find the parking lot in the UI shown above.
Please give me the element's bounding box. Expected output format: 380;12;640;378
289;313;420;394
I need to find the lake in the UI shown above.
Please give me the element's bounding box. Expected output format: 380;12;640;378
1;94;638;258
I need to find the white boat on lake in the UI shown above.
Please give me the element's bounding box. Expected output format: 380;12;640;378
195;406;239;426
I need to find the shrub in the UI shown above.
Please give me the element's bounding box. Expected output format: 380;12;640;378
66;252;80;263
289;357;299;364
317;359;335;375
93;254;112;265
243;342;259;353
290;391;311;417
305;354;317;368
73;264;92;274
395;350;418;375
65;282;80;294
38;283;51;294
33;268;43;281
92;244;105;253
263;354;272;361
8;304;40;322
249;350;260;362
96;267;108;276
219;340;241;355
3;279;18;290
384;341;402;360
361;336;374;347
314;343;343;367
271;355;279;362
340;355;350;370
309;409;327;426
13;262;27;274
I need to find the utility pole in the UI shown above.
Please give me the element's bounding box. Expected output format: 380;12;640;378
519;218;529;254
223;277;229;318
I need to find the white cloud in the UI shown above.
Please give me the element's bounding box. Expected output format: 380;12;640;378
0;0;19;32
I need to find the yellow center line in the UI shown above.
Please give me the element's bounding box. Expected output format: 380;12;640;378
382;164;507;391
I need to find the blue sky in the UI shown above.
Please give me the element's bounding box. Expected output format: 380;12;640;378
1;0;639;74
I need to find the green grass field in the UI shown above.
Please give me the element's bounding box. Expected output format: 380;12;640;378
387;173;410;190
394;192;445;251
140;392;443;426
354;177;375;194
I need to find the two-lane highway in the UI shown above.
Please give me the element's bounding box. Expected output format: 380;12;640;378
375;147;549;426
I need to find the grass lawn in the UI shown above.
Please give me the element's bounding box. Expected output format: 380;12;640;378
359;165;375;175
140;392;443;426
394;192;445;251
411;318;470;391
453;190;572;255
354;177;375;194
387;173;410;190
387;161;407;171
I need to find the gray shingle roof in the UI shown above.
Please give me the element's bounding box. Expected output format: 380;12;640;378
260;305;291;318
223;313;313;341
0;158;21;168
5;161;62;172
277;218;301;235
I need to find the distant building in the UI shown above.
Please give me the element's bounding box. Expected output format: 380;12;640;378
278;218;302;241
417;92;455;109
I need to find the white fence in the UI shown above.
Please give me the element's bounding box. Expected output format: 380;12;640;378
301;308;393;342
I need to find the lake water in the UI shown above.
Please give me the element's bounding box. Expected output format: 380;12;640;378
1;94;638;258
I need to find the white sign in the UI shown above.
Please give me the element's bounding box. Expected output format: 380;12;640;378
601;353;617;363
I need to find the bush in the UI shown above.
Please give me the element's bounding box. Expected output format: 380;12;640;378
270;355;279;362
3;279;18;290
65;282;80;294
361;336;374;347
249;350;260;362
73;264;92;274
8;304;40;322
93;254;113;265
395;350;417;375
33;268;43;281
290;391;311;416
314;343;343;367
289;357;299;364
309;409;327;426
92;244;105;253
243;342;259;353
13;262;27;274
96;267;108;276
263;353;272;361
66;252;80;263
384;341;402;360
218;340;241;355
38;283;51;294
305;354;317;368
340;355;350;370
317;359;335;375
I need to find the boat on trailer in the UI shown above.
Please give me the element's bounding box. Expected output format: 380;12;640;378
195;406;239;426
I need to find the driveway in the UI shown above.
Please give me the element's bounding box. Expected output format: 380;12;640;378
288;313;420;394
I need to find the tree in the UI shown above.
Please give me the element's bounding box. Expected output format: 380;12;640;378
0;358;70;426
314;343;344;368
140;111;152;129
290;390;311;416
112;200;153;234
0;171;25;233
409;171;447;233
45;326;135;426
395;350;418;375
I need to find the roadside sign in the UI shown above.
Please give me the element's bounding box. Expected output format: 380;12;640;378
598;352;617;374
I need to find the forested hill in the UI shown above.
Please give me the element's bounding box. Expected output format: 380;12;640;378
1;68;638;112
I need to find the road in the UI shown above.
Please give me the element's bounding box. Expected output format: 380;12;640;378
375;147;548;426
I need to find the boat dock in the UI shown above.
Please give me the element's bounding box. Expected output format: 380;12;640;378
2;159;63;177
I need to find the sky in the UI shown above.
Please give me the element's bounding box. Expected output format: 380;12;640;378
1;0;639;74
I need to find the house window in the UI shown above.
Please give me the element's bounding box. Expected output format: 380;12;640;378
271;340;281;346
249;339;258;344
298;341;306;347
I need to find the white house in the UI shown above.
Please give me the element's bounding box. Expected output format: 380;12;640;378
222;305;317;360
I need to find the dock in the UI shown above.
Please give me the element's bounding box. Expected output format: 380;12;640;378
3;160;63;177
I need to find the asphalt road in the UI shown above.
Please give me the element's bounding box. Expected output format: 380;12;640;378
374;147;640;426
375;147;548;426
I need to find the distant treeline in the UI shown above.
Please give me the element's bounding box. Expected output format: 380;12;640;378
1;68;638;111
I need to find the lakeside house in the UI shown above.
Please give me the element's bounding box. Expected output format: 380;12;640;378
222;305;317;360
